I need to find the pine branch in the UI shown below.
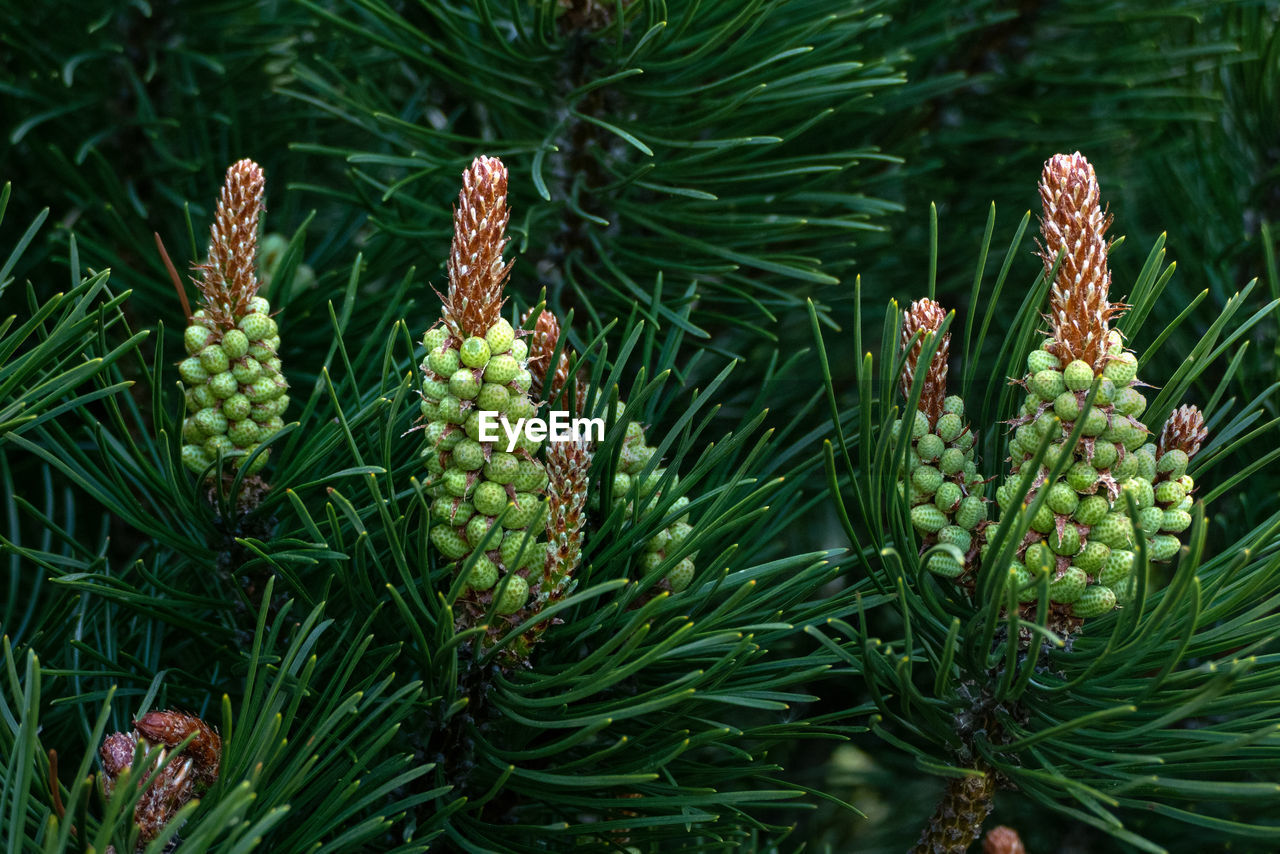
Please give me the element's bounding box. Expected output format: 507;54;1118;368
911;771;996;854
817;149;1280;851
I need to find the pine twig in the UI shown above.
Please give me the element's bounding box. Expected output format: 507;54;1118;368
912;769;996;854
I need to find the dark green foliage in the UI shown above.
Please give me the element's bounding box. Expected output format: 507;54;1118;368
3;0;1280;851
865;1;1246;286
1;206;870;847
816;211;1280;851
286;0;914;337
0;187;145;444
0;0;349;323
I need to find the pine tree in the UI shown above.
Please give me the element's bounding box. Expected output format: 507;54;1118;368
817;150;1280;852
1;150;856;849
3;2;1279;852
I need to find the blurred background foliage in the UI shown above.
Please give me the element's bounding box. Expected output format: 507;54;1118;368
2;0;1278;851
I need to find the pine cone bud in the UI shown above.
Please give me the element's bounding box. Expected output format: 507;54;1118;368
1158;404;1208;459
1036;152;1124;372
895;300;986;583
989;155;1170;627
524;309;561;395
99;710;220;844
194;159;264;330
527;310;594;634
543;439;590;600
1145;404;1207;554
132;709;222;789
983;826;1027;854
900;298;950;427
441;156;512;339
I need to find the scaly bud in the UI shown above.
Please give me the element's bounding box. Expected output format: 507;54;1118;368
1036;152;1125;371
441;156;512;339
194;159;265;331
523;307;584;413
1158;404;1208;459
99;710;221;844
133;709;222;789
900;298;950;427
983;826;1027;854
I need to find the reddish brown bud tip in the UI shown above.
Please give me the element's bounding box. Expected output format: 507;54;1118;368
1158;404;1208;459
524;308;560;394
195;159;266;331
523;308;578;406
133;709;221;789
1037;152;1125;370
983;825;1027;854
99;732;137;797
443;156;512;338
900;298;950;425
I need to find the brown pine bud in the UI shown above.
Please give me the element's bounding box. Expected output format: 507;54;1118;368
983;825;1027;854
524;308;561;396
99;723;202;845
1158;404;1208;459
543;437;591;601
132;752;195;843
900;298;950;426
194;159;265;331
509;307;590;662
133;709;222;790
441;156;512;339
1036;152;1125;371
99;732;137;799
524;307;580;403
